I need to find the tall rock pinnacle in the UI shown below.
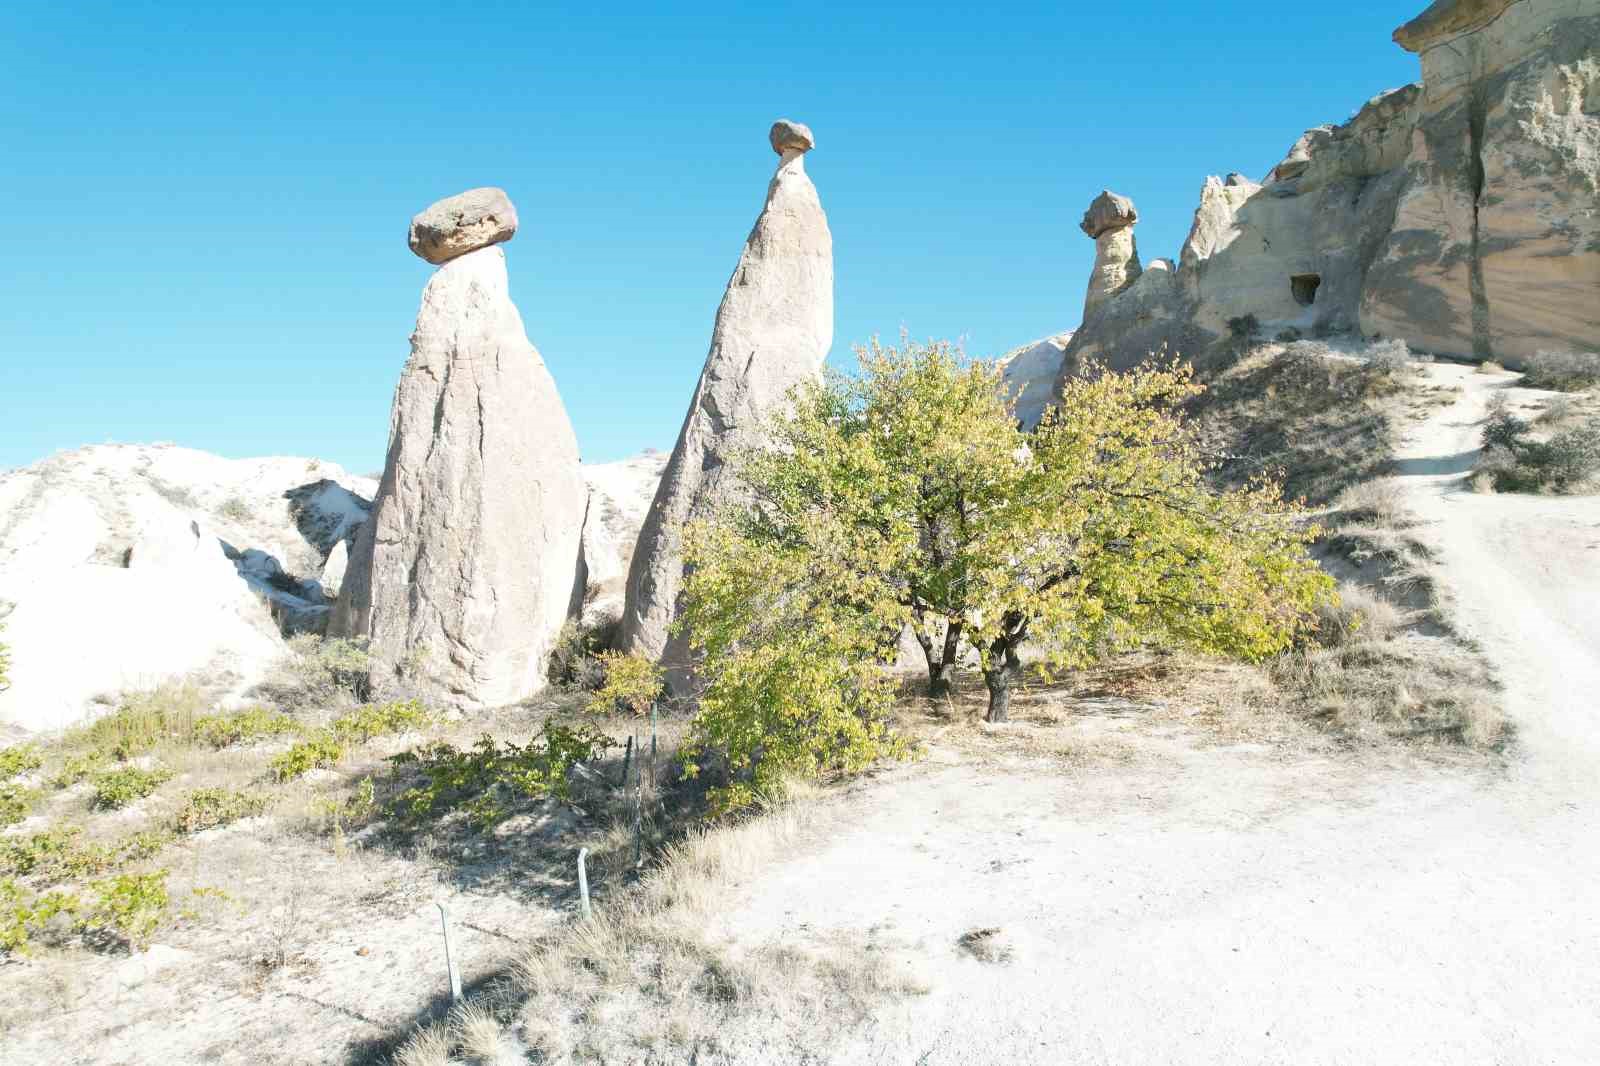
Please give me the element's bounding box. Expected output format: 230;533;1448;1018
1080;189;1143;318
620;120;834;690
332;188;586;707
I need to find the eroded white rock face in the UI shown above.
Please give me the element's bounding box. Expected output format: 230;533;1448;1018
1364;0;1600;364
0;444;374;732
620;122;833;687
997;332;1074;430
332;244;586;708
578;451;669;631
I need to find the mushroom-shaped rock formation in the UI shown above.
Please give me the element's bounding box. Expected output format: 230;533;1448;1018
407;186;519;265
620;121;834;692
334;189;586;707
1080;190;1143;316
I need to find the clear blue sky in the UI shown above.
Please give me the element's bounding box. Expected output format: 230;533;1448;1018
0;1;1424;473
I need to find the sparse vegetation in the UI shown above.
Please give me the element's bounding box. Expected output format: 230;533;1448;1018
191;706;300;749
81;870;170;949
0;623;11;694
1476;410;1600;494
217;494;253;521
90;765;175;810
268;731;345;782
0;743;43;781
547;619;606;690
386;721;614;830
1519;350;1600;392
172;787;270;833
254;633;372;709
1;783;40;827
268;699;432;781
71;682;209;760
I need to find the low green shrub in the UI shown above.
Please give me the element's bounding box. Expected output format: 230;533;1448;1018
1;782;40;827
269;731;345;782
90;766;175;810
172;788;270;833
82;870;170;949
192;707;299;749
1478;415;1600;493
586;652;663;716
1;877;78;956
52;750;109;788
0;743;43;781
0;826;171;883
331;699;432;743
387;721;613;831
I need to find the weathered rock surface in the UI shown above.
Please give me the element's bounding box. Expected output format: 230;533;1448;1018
1055;0;1594;386
997;332;1074;430
407;187;518;265
0;444;375;732
577;451;669;631
1081;191;1143;317
1365;0;1600;364
620;122;833;686
332;241;586;708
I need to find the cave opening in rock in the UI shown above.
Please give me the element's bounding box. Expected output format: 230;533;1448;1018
1291;273;1321;307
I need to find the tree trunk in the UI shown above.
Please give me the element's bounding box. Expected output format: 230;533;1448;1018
927;622;962;699
984;643;1021;723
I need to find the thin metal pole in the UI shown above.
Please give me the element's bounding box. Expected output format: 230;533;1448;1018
436;902;462;1002
619;735;633;790
577;847;592;919
633;729;644;869
650;701;658;792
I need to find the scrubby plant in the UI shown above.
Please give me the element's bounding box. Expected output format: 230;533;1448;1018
172;788;270;833
0;826;85;877
547;620;606;690
1;783;41;827
1;877;78;956
586;652;663;716
1226;314;1260;344
1477;412;1600;493
257;634;372;709
1364;338;1414;376
1520;350;1600;392
0;743;43;781
269;731;345;782
331;698;432;743
217;495;253;521
192;706;300;749
0;826;171;883
52;750;109;788
91;766;175;810
387;721;613;830
82;870;170;949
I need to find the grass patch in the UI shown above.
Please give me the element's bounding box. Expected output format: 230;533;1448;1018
1189;341;1409;504
252;634;372;709
192;707;300;749
0;744;43;781
267;698;433;781
72;682;209;760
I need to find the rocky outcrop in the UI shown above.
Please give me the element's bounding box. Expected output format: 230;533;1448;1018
1081;191;1142;316
997;332;1074;430
407;187;518;265
577;451;669;631
0;444;375;731
1364;0;1600;364
620;121;833;686
1052;0;1593;387
333;191;586;707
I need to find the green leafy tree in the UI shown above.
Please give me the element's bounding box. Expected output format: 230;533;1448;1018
683;335;1333;739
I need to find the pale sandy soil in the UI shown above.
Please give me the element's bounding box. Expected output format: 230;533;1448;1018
711;360;1600;1065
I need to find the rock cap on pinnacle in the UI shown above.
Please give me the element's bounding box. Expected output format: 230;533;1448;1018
408;187;518;265
1392;0;1513;53
1080;190;1138;239
769;119;815;156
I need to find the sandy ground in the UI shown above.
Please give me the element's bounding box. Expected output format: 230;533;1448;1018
717;360;1600;1065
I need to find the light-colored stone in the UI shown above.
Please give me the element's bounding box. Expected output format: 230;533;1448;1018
320;538;349;597
0;443;375;732
1081;191;1143;318
1364;0;1600;365
997;332;1075;430
577;451;669;631
333;244;586;708
407;187;518;265
620;123;833;689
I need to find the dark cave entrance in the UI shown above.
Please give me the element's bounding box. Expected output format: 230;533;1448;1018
1290;273;1321;307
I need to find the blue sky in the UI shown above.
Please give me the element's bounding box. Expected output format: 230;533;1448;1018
0;2;1423;473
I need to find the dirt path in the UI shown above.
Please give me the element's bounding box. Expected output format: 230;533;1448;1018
718;362;1600;1065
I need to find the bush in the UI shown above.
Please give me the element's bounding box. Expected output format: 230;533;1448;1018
82;871;170;949
387;722;613;830
1477;413;1600;493
331;699;432;743
0;826;170;883
172;788;270;833
0;744;43;781
1;877;77;956
257;634;372;709
547;620;606;690
218;495;253;521
52;750;108;788
192;707;300;749
1521;350;1600;392
269;732;345;782
1226;314;1260;343
90;766;175;810
0;783;41;827
1365;338;1413;376
586;652;663;716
